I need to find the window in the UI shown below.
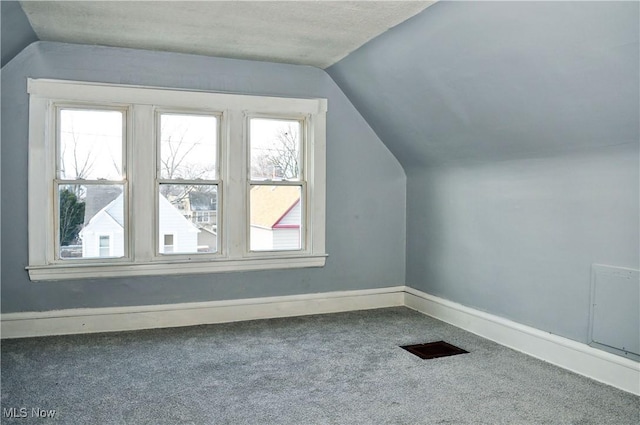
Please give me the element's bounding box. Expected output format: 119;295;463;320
162;234;175;254
158;112;218;255
249;119;303;252
57;109;126;260
195;211;211;223
27;79;327;280
98;236;111;257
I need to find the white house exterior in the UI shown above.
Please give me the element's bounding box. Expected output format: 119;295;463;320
80;193;199;257
157;195;200;254
79;193;126;258
250;186;301;251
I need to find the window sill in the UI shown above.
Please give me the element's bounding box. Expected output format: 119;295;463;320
27;255;327;281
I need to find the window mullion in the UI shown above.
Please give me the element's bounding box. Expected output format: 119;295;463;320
226;109;246;259
131;104;155;262
28;97;55;265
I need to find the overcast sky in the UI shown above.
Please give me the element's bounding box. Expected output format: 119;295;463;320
59;109;300;182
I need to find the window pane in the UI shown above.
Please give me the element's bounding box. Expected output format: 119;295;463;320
160;114;217;180
158;184;217;254
163;234;175;253
99;236;110;257
250;119;301;181
59;184;125;259
59;109;123;180
250;185;302;251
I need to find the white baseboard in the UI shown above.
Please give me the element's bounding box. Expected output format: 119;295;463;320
2;285;638;395
404;287;640;396
0;286;405;339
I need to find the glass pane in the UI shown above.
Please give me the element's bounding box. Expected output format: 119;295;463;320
58;184;125;259
160;114;217;180
163;234;175;253
250;185;302;251
250;118;301;181
59;109;123;180
99;236;110;257
158;184;217;254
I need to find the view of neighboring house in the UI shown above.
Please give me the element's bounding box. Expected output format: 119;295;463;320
157;194;200;254
79;186;297;256
80;188;200;257
186;191;217;226
183;191;217;252
79;189;125;258
250;186;301;251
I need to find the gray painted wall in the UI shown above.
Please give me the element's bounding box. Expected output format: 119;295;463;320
329;2;639;345
406;145;638;343
1;41;406;313
1;1;38;67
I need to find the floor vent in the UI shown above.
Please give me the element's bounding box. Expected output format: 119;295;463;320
400;341;468;359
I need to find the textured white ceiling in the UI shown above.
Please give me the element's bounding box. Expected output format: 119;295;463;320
20;1;435;69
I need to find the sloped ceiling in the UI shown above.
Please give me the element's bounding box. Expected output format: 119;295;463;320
18;1;434;69
328;1;640;168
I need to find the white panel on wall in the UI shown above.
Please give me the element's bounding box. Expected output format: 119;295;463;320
589;264;640;361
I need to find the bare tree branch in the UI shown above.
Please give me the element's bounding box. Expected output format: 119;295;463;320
160;130;203;180
252;123;300;180
62;119;96;198
160;126;217;209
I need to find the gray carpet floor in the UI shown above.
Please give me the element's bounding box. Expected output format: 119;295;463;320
1;307;639;424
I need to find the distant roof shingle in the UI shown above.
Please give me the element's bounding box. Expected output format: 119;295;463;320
83;186;123;226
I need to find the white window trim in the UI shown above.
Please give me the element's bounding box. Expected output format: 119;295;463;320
27;79;327;281
246;112;307;254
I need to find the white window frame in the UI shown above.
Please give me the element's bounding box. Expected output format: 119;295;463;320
155;109;222;258
27;79;327;281
54;104;130;263
247;114;307;254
